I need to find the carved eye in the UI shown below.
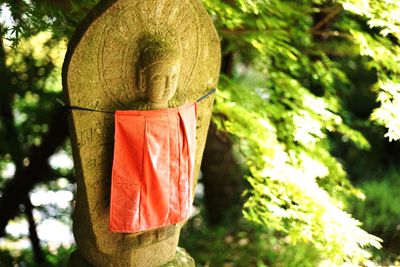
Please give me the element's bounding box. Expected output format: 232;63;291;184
152;75;163;82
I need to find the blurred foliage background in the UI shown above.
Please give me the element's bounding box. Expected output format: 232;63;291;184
1;0;400;266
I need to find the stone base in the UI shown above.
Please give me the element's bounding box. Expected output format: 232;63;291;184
68;247;195;267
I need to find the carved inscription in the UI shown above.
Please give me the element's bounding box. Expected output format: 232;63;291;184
79;116;114;147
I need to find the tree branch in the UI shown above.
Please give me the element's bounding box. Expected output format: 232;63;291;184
313;30;353;40
311;6;342;33
32;0;71;10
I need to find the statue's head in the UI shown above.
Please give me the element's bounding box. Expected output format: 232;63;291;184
138;32;181;108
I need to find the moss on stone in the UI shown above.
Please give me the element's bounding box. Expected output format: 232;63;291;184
139;31;181;68
162;247;195;267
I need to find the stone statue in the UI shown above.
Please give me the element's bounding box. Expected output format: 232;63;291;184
63;0;220;266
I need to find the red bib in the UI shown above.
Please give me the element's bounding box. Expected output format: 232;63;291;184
109;102;197;233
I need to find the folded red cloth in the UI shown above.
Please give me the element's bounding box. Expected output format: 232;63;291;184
109;102;197;233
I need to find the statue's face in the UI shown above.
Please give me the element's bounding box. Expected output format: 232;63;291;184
142;61;180;105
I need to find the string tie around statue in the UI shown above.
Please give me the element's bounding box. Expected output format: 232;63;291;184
62;88;216;115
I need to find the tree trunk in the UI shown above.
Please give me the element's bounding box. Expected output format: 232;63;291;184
25;198;45;264
201;122;244;225
200;37;244;225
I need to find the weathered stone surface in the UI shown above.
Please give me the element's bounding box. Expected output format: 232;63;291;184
62;0;220;266
68;250;92;267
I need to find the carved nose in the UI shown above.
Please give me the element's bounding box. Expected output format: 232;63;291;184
165;76;171;89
